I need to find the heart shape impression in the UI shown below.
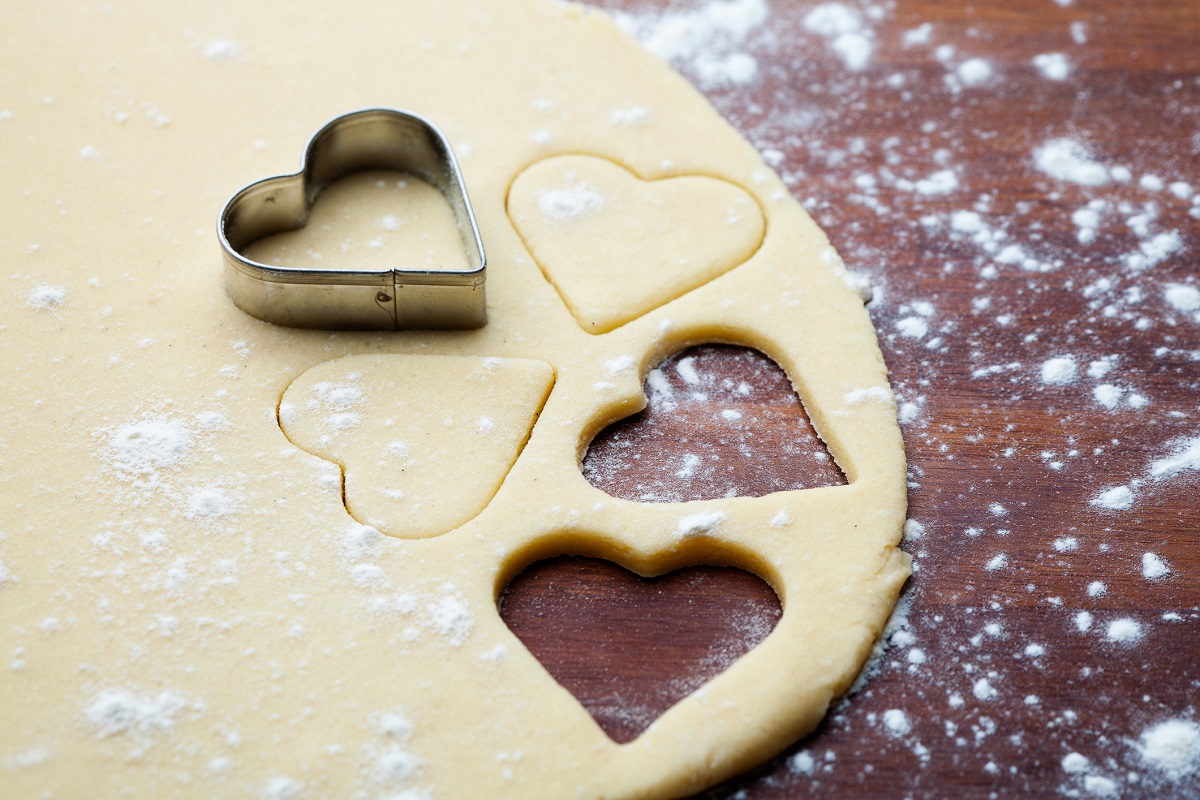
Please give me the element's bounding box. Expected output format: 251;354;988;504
584;344;846;501
500;555;781;744
507;155;765;334
279;353;554;539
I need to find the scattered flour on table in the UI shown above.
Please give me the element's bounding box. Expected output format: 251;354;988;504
1149;437;1200;479
881;709;912;736
1034;139;1110;186
1032;52;1072;81
614;0;768;89
1138;719;1200;780
1062;752;1090;774
789;750;817;775
1090;485;1133;510
955;58;993;86
1141;553;1170;580
1105;618;1142;644
973;677;998;701
802;3;874;71
1163;284;1200;312
1040;355;1077;385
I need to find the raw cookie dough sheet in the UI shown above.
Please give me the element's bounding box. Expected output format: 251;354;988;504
0;1;908;797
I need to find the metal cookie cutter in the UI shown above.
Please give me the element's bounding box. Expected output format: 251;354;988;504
219;108;486;330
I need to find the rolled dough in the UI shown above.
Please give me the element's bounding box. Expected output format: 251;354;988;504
0;1;909;798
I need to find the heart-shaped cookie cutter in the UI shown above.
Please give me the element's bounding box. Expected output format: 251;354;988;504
219;108;486;330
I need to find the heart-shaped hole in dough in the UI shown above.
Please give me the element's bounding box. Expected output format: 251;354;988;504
500;555;781;744
508;155;765;334
584;344;845;502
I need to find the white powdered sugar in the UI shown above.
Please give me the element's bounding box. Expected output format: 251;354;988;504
676;510;727;537
1039;356;1077;385
1164;283;1200;312
83;689;187;738
538;183;606;221
955;58;993;86
343;522;384;560
427;584;474;645
845;386;893;404
1092;384;1123;410
984;553;1008;571
803;3;874;72
1062;752;1090;774
882;709;912;736
27;284;66;309
604;355;636;374
202;39;242;61
186;487;235;520
1138;719;1200;780
897;169;959;196
1090;485;1133;510
1122;230;1184;271
611;105;651;126
263;776;302;800
105;419;193;476
1034;139;1110;186
1141;552;1170;580
790;750;816;775
1032;52;1072;81
973;677;998;701
1105;618;1142;644
615;0;768;89
1149;437;1200;479
895;316;929;338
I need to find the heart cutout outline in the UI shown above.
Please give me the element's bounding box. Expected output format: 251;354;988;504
583;343;846;503
507;154;767;334
500;554;782;744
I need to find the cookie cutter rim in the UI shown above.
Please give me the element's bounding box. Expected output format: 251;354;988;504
218;107;487;331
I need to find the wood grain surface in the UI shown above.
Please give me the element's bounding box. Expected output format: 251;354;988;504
500;1;1200;797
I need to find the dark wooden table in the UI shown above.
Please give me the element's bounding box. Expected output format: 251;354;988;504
500;2;1200;797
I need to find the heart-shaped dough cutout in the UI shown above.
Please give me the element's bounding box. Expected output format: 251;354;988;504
279;354;554;539
508;155;765;334
584;344;845;501
500;555;781;743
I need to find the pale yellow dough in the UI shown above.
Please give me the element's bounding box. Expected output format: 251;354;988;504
0;1;910;799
